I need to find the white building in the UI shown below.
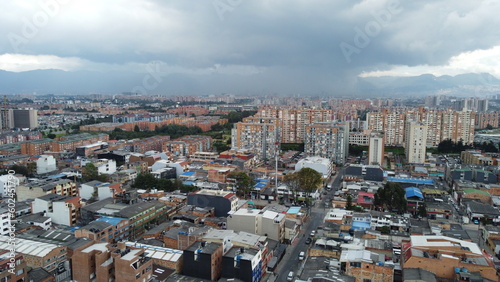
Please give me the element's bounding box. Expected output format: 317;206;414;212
80;181;121;201
0;174;19;197
32;194;80;226
227;208;285;242
151;160;184;177
82;159;117;175
0;208;11;235
295;156;332;178
404;121;428;164
368;132;384;166
36;155;57;174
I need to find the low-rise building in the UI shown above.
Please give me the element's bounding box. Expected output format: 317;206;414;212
227;208;285;242
72;241;153;282
80;181;123;201
0;250;28;282
32;194;81;226
340;249;393;282
187;189;239;217
221;247;262;282
402;235;498;281
182;241;223;281
0;235;70;281
36;155;57;174
16;178;78;202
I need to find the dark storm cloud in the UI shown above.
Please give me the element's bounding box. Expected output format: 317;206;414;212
0;0;499;95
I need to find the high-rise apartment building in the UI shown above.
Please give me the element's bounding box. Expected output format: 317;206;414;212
405;121;428;164
367;108;476;146
368;132;385;166
367;109;406;146
231;117;280;161
255;108;334;143
11;109;38;129
476;112;499;129
304;121;349;164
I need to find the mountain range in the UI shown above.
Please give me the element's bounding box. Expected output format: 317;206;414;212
0;69;499;97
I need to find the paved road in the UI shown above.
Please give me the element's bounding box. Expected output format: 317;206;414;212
270;168;344;282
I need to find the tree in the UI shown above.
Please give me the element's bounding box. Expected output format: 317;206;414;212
9;165;28;177
228;171;255;198
296;168;323;194
134;125;141;132
418;203;427;218
132;173;157;190
82;163;109;182
346;194;353;210
374;182;407;213
283;173;301;202
27;162;37;177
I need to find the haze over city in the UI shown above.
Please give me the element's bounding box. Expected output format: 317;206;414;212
1;0;500;96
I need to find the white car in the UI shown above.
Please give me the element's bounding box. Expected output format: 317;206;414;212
299;251;305;261
287;271;294;281
310;230;316;237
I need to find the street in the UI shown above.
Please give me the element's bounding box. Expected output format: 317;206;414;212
269;168;345;282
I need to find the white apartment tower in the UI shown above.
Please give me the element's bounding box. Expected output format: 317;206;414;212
405;121;428;164
368;132;385;166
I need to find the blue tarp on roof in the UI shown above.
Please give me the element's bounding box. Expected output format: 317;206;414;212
183;181;195;186
387;177;434;185
405;187;424;199
48;173;66;179
287;207;301;214
95;216;127;226
254;182;267;189
180;171;195;176
352;221;371;231
254;178;269;182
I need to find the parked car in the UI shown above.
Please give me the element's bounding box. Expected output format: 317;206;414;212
310;230;316;237
305;238;312;244
287;271;294;281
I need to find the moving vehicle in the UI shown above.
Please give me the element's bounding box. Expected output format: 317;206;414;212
299;251;305;261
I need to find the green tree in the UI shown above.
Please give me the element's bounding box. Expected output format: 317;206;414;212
418;203;427;218
27;162;37;177
283;172;301;201
296;168;323;194
374;182;407;213
132;173;158;190
228;171;255;198
82;163;109;182
346;194;353;210
9;165;28;177
134;125;141;132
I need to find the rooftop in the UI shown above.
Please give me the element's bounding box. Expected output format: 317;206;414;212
0;235;63;257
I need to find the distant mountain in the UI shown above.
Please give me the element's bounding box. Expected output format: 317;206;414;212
0;69;499;97
357;73;500;96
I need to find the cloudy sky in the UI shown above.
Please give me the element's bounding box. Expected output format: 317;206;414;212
1;0;499;95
